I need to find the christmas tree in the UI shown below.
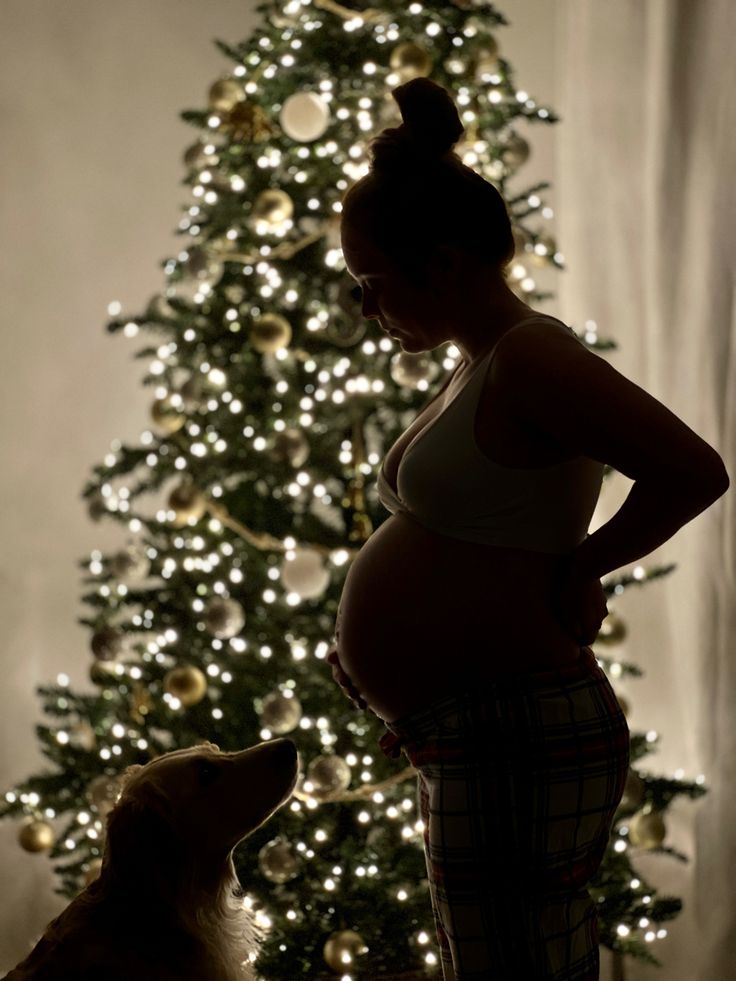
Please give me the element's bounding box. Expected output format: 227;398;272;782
0;1;708;977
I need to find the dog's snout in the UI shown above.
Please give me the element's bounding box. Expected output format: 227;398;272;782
273;737;297;760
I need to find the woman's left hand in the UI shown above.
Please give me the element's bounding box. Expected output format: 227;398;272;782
327;644;368;711
551;557;608;647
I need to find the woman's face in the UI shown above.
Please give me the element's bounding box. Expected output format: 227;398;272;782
340;224;451;351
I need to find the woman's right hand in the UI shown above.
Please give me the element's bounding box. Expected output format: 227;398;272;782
326;643;368;711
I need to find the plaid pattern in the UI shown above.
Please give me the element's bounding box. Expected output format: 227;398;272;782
380;647;630;980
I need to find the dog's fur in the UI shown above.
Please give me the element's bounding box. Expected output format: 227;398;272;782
4;738;300;981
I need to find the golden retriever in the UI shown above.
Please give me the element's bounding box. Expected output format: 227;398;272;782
4;738;300;981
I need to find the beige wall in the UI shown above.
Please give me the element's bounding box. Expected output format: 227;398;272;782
0;0;558;971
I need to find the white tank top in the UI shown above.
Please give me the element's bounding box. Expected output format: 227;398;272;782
376;314;604;554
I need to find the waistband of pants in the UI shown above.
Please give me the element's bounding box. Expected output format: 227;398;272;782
379;646;601;760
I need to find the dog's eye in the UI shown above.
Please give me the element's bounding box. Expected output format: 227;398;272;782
197;760;220;785
349;284;363;302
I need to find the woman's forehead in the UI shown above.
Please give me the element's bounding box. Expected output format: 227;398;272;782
341;231;387;275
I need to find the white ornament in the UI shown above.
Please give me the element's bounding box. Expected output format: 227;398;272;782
281;548;330;600
279;92;330;142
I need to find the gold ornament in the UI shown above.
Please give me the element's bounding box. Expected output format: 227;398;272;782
249;312;292;354
90;625;124;661
306;754;352;799
258;691;303;735
252;188;294;227
203;596;246;639
87;774;126;817
183;140;216;171
18;819;55;853
222;100;273;144
167;480;208;527
110;544;150;582
620;769;645;810
499;131;531;170
596;610;628;645
208;78;245;113
390;351;440;390
323;929;369;972
150;396;186;435
258;837;301;883
269;428;310;468
183;245;225;290
389;42;433;81
164;665;208;707
629;808;666;849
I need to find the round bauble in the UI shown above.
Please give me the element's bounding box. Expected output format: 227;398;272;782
306;754;351;799
323;929;368;972
279;91;330;142
183;141;216;171
183;245;224;290
389;42;433;80
18;819;54;853
203;596;246;639
269;428;310;468
109;544;150;582
164;665;208;707
499;131;530;170
281;548;330;600
167;480;208;527
252;188;294;227
390;351;439;390
620;768;645;810
258;837;300;884
90;625;124;661
259;691;302;735
249;312;292;354
150;396;186;434
208;78;245;113
87;774;126;817
628;808;666;849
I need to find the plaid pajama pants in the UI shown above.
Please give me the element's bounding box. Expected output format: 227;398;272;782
378;646;630;981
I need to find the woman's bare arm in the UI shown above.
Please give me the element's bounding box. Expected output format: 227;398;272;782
492;323;730;579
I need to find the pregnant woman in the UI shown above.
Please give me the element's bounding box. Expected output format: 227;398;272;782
327;78;729;980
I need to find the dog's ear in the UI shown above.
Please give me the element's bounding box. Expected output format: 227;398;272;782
101;780;182;891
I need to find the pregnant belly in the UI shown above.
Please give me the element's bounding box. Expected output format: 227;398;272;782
335;512;582;723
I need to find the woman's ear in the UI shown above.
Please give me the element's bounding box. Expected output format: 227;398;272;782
424;243;464;293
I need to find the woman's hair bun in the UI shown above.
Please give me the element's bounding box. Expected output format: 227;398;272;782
368;78;465;174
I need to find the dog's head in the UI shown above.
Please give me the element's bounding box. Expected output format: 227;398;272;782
100;738;299;897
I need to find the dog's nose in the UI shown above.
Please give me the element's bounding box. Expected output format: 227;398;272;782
273;738;298;761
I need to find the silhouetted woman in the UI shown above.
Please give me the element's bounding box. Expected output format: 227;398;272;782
328;77;729;980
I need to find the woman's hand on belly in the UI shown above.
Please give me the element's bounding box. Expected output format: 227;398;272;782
551;558;609;646
327;644;368;710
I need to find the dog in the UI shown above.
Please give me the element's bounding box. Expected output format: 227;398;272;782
4;738;300;981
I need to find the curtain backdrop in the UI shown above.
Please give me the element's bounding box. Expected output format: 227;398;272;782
555;2;735;979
